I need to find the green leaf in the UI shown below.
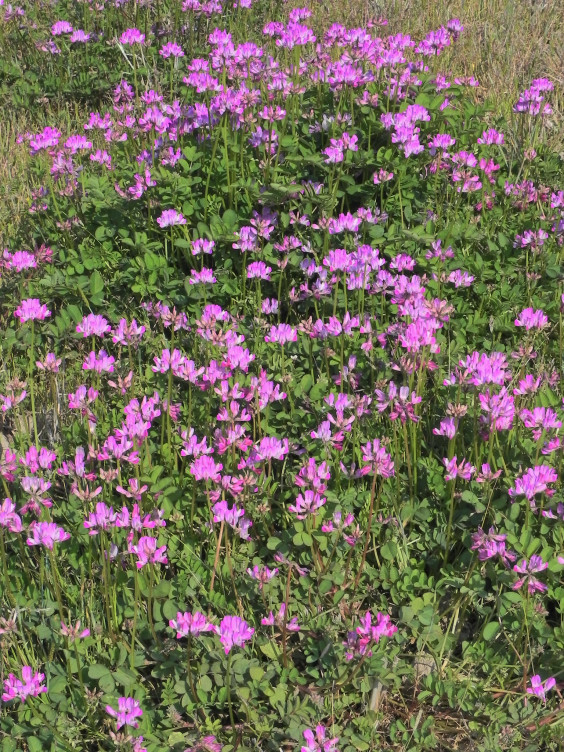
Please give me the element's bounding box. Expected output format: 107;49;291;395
87;663;110;679
249;666;264;682
199;675;212;693
483;622;500;641
99;673;115;693
222;209;238;229
113;667;137;687
89;270;104;297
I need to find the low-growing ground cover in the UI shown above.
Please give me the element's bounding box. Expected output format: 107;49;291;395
0;2;563;751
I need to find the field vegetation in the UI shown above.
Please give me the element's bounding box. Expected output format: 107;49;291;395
0;1;562;750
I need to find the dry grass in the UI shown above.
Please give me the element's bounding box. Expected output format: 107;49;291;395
0;117;33;248
310;0;563;140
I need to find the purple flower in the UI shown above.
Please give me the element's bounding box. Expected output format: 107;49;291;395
0;499;22;533
14;299;51;323
157;209;186;228
51;21;73;35
514;308;548;330
513;555;549;594
83;502;116;535
160;42;184;58
36;353;62;372
190;455;223;481
76;314;111;337
477;128;504;145
128;536;168;569
301;725;339;752
433;417;457;439
246;565;278;589
1;666;47;703
264;323;297;344
82;349;115;373
261;603;300;632
247;261;272;280
191;238;215;256
70;29;90;43
471;527;515;566
527;675;556;702
61;620;90;641
443;456;475;482
189;268;217;285
119;28;145;45
343;611;397;661
169;611;216;638
360;439;394;477
288;490;326;520
183;736;223;752
508;465;557;502
105;697;143;729
26;521;70;549
217;615;254;654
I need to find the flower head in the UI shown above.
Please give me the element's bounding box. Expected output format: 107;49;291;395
105;697;143;729
527;675;556;702
119;29;145;45
14;299;51;323
169;611;216;638
1;666;47;703
157;209;187;228
301;725;339;752
217;615;254;654
26;521;70;549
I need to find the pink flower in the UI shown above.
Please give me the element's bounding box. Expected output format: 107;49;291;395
527;675;556;702
191;238;215;256
190;455;223;481
83;502;116;535
301;725;339;752
82;349;115;373
0;499;22;533
128;536;168;568
26;521;70;549
514;308;548;330
288;490;326;519
189;268;217;285
1;666;47;703
343;611;397;661
264;324;297;344
14;298;51;323
433;417;457;439
508;465;557;502
443;456;475;482
51;21;73;35
157;209;187;228
61;620;90;641
513;555;549;594
261;603;300;632
36;353;62;372
475;463;502;483
246;565;278;589
76;314;111;338
169;611;216;638
217;615;254;654
159;42;184;58
361;439;394;477
105;697;143;729
119;28;145;45
471;527;515;566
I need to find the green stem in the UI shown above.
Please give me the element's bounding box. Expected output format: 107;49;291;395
226;651;237;743
29;320;39;447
